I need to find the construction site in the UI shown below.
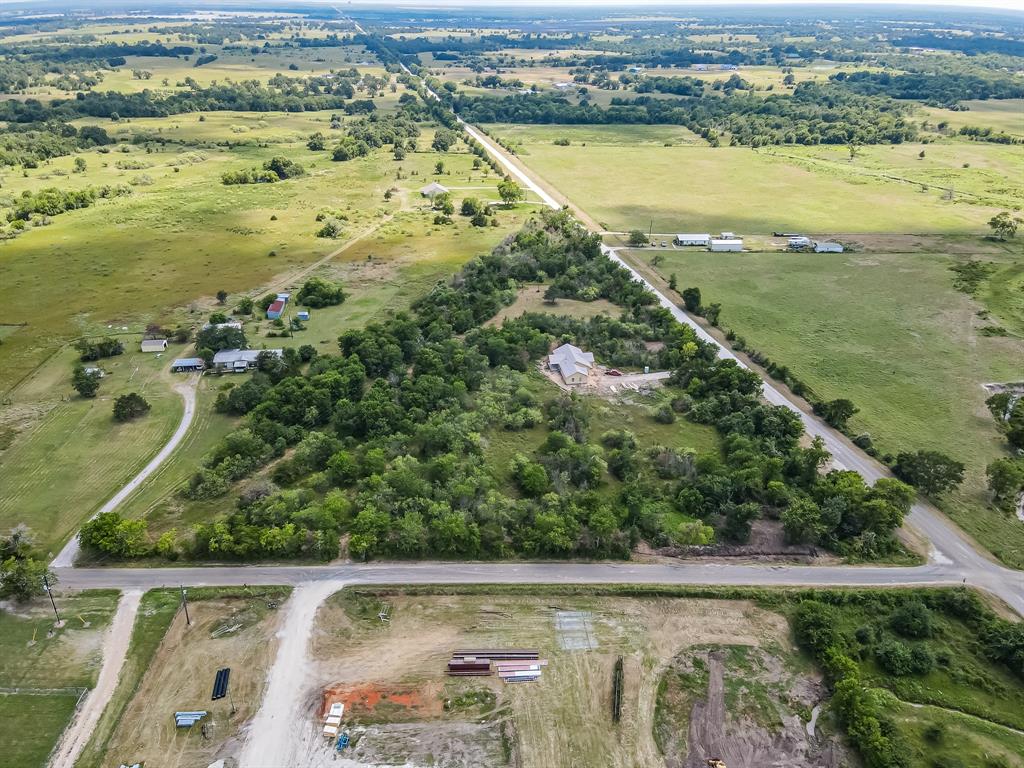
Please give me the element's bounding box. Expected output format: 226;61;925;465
276;590;846;768
97;588;849;768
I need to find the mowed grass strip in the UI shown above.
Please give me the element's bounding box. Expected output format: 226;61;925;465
491;123;1011;234
0;348;183;555
0;590;119;768
644;248;1024;566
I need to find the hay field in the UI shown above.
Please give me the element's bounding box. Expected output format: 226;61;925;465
491;124;1015;234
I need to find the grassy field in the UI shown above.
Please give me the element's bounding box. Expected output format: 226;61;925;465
0;590;119;768
491;123;1016;234
639;246;1024;566
0;345;185;555
0;107;511;391
923;99;1024;138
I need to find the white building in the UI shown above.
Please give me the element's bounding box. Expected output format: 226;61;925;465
202;321;243;331
140;338;167;353
710;238;743;252
788;236;812;249
552;82;574;91
212;348;282;373
419;182;449;198
548;343;595;386
674;233;711;247
814;241;844;253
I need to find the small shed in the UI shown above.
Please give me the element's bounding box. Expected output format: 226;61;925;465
296;311;310;321
710;238;743;252
419;182;449;198
788;236;812;249
814;241;844;253
267;300;286;320
720;231;737;239
140;339;167;353
171;357;205;373
674;233;711;247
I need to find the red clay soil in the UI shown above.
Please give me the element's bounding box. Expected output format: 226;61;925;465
322;683;443;720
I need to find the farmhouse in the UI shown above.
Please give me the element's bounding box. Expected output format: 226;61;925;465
140;338;167;353
710;238;743;252
674;233;711;247
212;348;282;373
419;182;449;198
171;357;205;373
814;241;844;253
547;343;595;386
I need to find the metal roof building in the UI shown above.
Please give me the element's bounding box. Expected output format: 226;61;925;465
548;343;595;386
140;338;167;352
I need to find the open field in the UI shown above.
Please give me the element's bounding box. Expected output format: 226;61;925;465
486;284;623;326
0;344;184;555
490;124;1016;234
923;99;1024;138
76;586;290;768
639;246;1024;567
305;590;841;768
0;590;119;768
0;109;512;391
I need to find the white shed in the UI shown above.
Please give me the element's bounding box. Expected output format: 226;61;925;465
140;338;167;352
710;239;743;252
814;241;844;253
419;182;449;198
674;233;711;247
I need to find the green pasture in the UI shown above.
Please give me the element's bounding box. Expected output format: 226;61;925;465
641;246;1024;566
0;345;184;555
492;123;1012;234
0;117;503;390
923;99;1024;138
0;590;119;768
886;699;1024;768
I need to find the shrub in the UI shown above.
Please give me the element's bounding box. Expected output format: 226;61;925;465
113;392;151;422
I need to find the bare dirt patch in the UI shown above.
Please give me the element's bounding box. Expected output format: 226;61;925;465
100;595;285;768
302;592;797;768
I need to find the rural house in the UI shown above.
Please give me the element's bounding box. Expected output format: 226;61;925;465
419;182;449;198
140;338;167;352
212;348;282;373
548;343;595;386
674;233;711;247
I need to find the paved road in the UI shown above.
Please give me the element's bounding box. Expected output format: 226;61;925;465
51;376;199;568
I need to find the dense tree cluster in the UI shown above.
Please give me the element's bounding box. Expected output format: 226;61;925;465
74;336;124;361
454;82;917;146
0;121;112;168
832;70;1024;107
297;277;347;308
0;528;53;603
6;184;130;222
222;155;305;185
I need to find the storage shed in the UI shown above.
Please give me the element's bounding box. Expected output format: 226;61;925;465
710;238;743;252
419;182;449;198
266;300;286;320
674;233;711;247
296;311;310;321
814;241;844;253
140;339;167;352
171;357;205;373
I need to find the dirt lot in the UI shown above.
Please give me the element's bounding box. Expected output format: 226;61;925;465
99;594;285;768
295;591;842;768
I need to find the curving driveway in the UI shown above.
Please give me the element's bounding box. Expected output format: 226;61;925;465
50;375;198;568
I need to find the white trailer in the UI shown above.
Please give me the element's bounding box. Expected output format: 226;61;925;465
674;233;711;246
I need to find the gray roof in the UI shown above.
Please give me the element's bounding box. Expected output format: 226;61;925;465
172;357;205;367
419;182;449;196
549;343;595;379
212;349;282;365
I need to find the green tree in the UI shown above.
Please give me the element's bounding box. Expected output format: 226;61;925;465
497;178;525;207
0;556;52;602
71;364;101;398
781;498;826;544
627;229;649;246
814;398;858;430
893;450;965;497
216;290;228;304
890;601;933;638
306;132;326;151
73;156;87;173
196;325;246;352
78;512;150;559
431;128;458;152
681;287;702;313
988;211;1021;240
987;458;1024;508
113;392;151;422
236;296;254;315
668;273;677;291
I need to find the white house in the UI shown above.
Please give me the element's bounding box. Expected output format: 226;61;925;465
710;238;743;252
814;241;844;253
548;343;595;386
140;338;168;353
212;348;282;373
675;233;711;247
419;182;449;198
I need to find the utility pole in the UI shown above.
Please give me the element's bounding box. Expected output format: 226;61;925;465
180;585;191;626
43;573;61;625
